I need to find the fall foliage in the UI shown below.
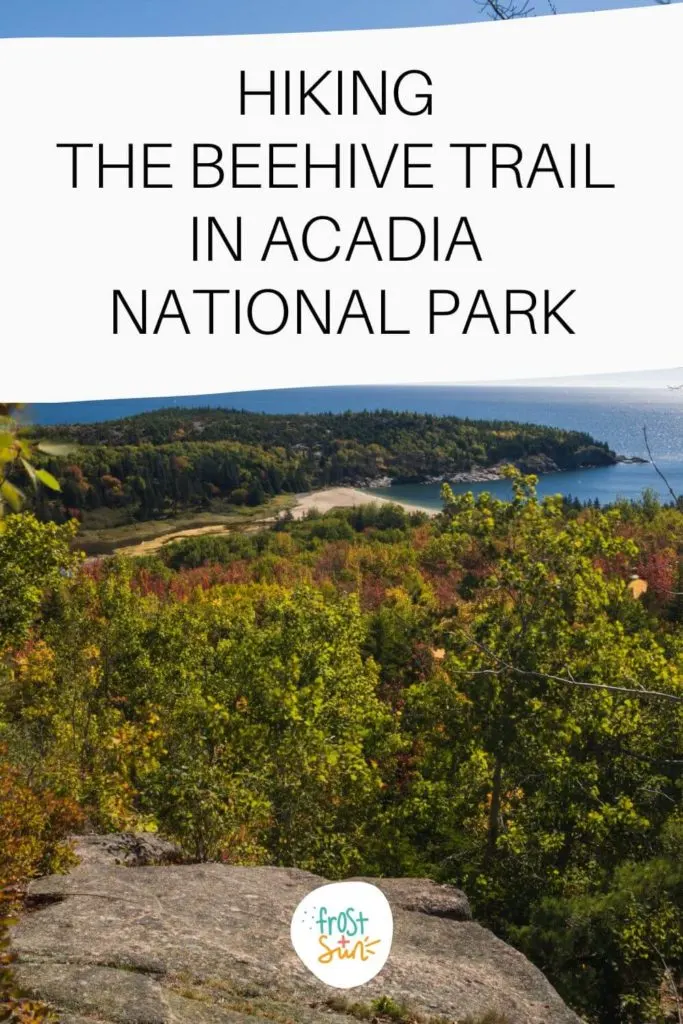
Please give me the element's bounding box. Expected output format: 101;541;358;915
0;457;681;1022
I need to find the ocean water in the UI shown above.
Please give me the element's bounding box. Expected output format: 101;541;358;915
29;385;683;505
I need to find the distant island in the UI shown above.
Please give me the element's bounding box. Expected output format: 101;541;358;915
25;408;619;538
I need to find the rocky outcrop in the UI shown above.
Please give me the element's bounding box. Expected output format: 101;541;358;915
64;831;184;869
367;449;621;491
10;834;580;1024
514;454;561;475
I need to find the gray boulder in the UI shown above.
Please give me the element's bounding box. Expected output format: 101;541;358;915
10;834;580;1024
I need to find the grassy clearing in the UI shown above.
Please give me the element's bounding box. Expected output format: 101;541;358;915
74;495;296;556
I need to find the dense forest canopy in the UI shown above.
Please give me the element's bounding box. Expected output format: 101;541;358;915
26;408;616;526
1;474;682;1023
31;406;616;456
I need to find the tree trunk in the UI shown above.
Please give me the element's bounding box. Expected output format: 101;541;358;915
486;756;503;862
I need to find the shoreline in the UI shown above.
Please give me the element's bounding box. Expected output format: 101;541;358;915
91;460;646;556
291;457;646;521
291;486;438;519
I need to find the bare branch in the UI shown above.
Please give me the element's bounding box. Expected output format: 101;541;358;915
477;0;669;20
619;748;683;766
476;0;534;19
651;945;683;1024
642;425;679;505
448;626;683;704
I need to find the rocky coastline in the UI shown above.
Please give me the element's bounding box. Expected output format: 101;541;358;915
358;451;647;490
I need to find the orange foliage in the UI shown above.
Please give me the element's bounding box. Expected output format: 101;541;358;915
0;750;83;890
0;748;83;1021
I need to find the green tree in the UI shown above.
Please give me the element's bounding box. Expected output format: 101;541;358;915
0;404;60;529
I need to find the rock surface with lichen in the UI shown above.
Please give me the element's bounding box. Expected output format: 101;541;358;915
10;834;580;1024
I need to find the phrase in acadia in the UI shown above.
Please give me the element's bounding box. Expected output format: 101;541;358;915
193;215;481;264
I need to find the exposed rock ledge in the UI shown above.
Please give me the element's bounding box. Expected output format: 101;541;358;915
10;833;580;1024
362;450;625;490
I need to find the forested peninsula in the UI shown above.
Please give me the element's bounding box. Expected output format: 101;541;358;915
29;408;616;526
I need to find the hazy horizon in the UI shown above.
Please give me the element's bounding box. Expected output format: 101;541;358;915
476;367;683;389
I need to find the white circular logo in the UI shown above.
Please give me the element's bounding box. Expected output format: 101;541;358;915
290;881;393;989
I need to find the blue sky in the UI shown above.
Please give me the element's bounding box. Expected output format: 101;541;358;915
0;0;678;37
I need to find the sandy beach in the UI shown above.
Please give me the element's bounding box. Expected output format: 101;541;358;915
291;486;437;519
110;487;436;556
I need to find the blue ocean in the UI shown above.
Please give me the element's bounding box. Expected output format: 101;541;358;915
29;385;683;507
